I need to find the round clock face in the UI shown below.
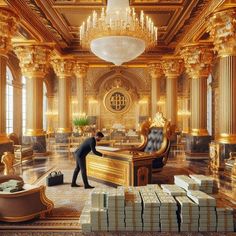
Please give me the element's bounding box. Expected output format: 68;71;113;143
104;88;131;114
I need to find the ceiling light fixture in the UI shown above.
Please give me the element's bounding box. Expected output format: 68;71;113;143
80;0;157;66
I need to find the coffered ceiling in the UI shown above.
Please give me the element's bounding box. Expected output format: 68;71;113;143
3;0;225;64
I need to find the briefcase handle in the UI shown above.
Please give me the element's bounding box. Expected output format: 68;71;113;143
49;171;58;177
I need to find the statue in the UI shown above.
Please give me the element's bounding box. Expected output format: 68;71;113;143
1;152;15;175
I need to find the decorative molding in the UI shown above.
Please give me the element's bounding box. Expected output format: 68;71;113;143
162;57;183;78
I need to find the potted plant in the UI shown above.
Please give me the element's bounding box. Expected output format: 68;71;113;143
73;114;89;135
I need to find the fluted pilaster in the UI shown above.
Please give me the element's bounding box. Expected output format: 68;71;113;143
0;8;18;144
147;63;162;118
74;62;88;114
162;57;182;130
14;43;53;136
51;57;75;133
208;7;236;144
181;43;214;136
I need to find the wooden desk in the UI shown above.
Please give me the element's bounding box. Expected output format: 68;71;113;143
87;147;156;187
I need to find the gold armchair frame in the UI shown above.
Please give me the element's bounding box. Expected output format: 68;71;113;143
8;133;34;164
131;112;171;171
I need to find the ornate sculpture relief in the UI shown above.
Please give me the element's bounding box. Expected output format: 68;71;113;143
14;43;53;78
162;57;183;77
181;43;214;79
147;63;162;79
0;8;18;55
208;8;236;57
51;57;75;78
74;62;88;79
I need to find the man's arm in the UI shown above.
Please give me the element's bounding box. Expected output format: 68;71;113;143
90;138;103;156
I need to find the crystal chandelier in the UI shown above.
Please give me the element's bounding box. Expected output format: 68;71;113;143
80;0;157;66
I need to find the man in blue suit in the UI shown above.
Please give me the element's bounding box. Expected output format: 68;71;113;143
71;131;104;189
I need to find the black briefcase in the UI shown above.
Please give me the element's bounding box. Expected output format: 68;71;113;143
46;171;64;186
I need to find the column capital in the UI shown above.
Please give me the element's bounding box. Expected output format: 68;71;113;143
51;56;75;78
162;57;183;78
0;7;18;56
181;43;214;79
14;43;53;78
208;8;236;57
74;62;88;79
147;63;162;79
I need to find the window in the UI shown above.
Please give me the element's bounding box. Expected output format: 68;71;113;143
6;66;13;134
22;76;26;134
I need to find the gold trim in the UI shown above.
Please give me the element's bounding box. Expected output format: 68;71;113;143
217;134;236;144
24;129;45;136
56;127;72;133
191;128;209;136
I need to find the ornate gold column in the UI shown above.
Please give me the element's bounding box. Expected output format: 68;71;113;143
51;57;74;142
14;43;52;153
147;63;162;118
162;57;182;134
0;7;18;155
208;7;236;169
46;93;55;134
181;43;214;156
74;63;88;114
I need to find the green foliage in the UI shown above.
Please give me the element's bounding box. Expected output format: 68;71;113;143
73;117;89;127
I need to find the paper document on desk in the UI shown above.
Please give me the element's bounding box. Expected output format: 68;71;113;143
96;146;120;152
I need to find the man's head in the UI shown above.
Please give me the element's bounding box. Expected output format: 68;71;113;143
95;131;104;142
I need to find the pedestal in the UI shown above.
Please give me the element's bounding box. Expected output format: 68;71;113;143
209;141;236;171
185;134;211;157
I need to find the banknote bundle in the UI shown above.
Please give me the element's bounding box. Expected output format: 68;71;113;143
216;207;234;232
79;201;92;233
125;189;143;231
90;207;108;231
156;192;178;232
187;190;216;232
161;184;187;196
175;196;199;232
174;175;199;191
140;189;160;231
189;174;217;194
90;188;107;209
107;189;125;231
0;179;24;192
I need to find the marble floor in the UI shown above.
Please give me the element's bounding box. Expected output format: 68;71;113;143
0;148;236;235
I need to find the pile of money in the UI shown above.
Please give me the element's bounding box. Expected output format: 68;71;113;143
216;207;234;232
140;188;160;231
125;189;143;231
90;188;107;209
107;189;125;231
156;192;178;232
0;179;24;192
79;201;92;233
90;207;108;231
161;184;187;196
174;175;199;191
187;190;216;232
189;174;217;194
175;196;199;232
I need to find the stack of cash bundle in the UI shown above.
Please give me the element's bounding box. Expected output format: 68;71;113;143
187;190;216;232
125;189;143;231
216;207;234;232
140;188;161;231
90;207;108;231
189;174;217;194
174;175;199;191
156;192;178;232
161;184;187;197
107;189;125;231
90;188;107;209
79;201;92;233
0;179;24;192
175;196;199;232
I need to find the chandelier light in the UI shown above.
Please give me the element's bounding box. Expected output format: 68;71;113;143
80;0;157;66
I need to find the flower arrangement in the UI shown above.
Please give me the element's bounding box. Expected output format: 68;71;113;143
73;113;89;127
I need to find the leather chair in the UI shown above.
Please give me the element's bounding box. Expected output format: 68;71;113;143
131;112;171;172
8;133;34;164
